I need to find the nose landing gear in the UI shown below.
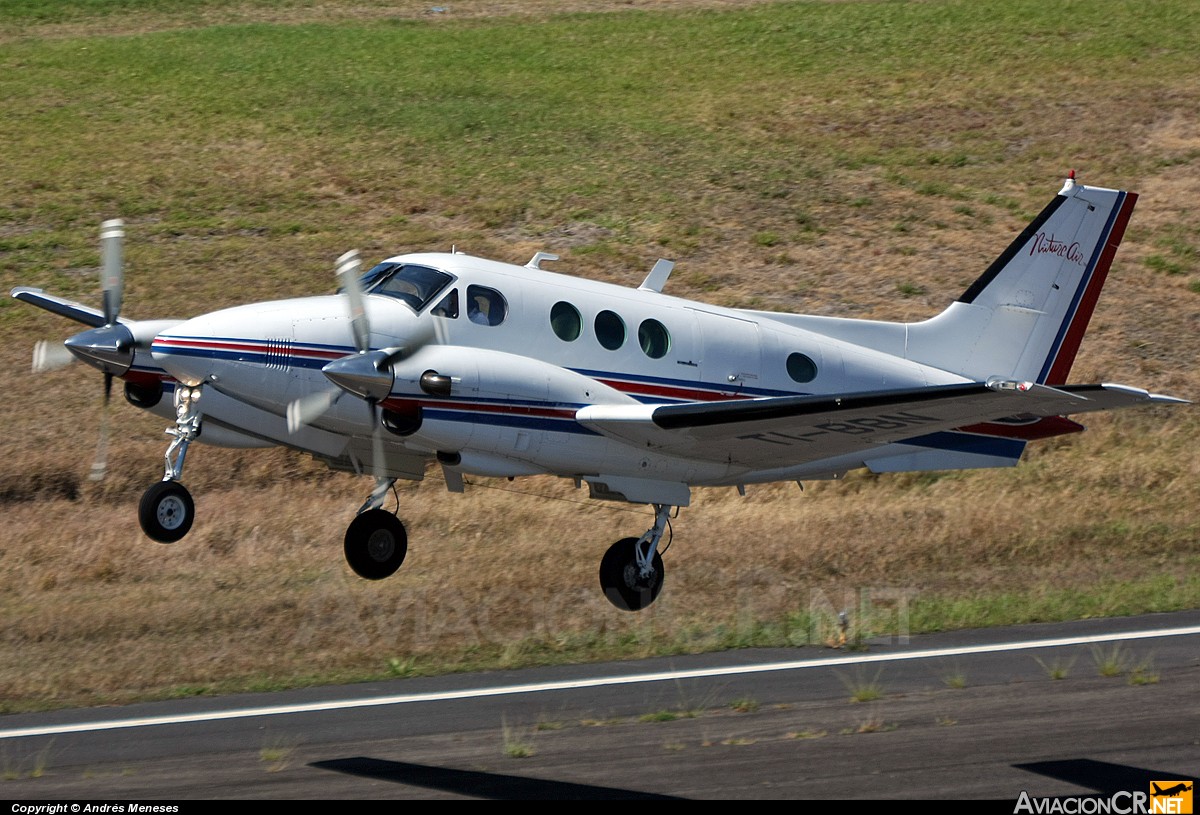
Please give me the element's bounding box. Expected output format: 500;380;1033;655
138;384;202;544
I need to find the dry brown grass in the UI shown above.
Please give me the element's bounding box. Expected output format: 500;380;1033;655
0;0;787;44
0;0;1197;711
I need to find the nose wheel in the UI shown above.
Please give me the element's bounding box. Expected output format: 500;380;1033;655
138;480;195;543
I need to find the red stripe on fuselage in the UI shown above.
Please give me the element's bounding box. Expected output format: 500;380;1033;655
596;378;751;403
123;369;173;386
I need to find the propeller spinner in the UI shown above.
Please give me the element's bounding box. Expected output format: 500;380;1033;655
59;220;136;394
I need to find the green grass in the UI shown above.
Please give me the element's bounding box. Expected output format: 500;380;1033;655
1033;654;1077;680
729;697;760;713
1091;643;1130;677
838;668;885;704
0;0;275;24
4;1;1200;239
500;716;535;759
639;710;681;723
907;571;1200;633
942;670;967;690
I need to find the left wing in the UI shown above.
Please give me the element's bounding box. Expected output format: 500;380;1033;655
576;380;1185;468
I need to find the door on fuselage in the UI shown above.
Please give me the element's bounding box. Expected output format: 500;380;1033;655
688;308;763;399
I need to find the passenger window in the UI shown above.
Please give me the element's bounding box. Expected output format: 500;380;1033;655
550;301;582;341
595;310;626;350
786;352;818;383
638;319;670;359
432;289;459;319
467;285;507;326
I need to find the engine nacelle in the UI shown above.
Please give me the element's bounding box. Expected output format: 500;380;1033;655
386;345;633;456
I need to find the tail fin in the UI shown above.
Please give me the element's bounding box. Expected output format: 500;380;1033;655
907;177;1137;384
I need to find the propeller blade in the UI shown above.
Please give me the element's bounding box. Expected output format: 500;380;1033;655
286;389;341;434
371;417;386;480
86;372;115;482
100;219;124;326
90;397;110;482
380;318;441;367
336;249;369;354
86;218;124;483
32;340;76;373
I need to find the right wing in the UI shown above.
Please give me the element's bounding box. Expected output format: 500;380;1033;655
577;380;1185;468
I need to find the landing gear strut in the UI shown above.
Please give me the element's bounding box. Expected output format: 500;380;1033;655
343;476;408;580
599;503;672;611
138;384;202;543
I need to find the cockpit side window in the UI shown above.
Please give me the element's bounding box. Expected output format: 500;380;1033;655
432;288;459;319
357;262;398;291
466;285;508;326
364;263;453;312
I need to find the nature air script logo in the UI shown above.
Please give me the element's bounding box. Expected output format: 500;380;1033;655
1029;230;1085;265
1013;782;1193;814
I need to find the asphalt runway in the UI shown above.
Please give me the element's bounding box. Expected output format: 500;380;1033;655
2;610;1198;800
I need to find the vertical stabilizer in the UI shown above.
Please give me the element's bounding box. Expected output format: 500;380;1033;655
906;178;1137;384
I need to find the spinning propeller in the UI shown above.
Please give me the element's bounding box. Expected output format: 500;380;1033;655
29;220;137;480
289;252;458;484
286;250;391;434
286;250;444;481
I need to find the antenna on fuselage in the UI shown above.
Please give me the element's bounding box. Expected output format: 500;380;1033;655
638;258;675;293
526;252;559;270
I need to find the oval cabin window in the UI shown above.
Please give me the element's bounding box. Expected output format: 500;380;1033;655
786;352;817;383
550;301;582;341
638;319;670;359
595;310;626;350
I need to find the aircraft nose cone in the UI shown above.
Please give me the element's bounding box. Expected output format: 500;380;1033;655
322;351;394;402
64;324;135;376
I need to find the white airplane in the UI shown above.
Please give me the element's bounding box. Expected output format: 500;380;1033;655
12;174;1187;611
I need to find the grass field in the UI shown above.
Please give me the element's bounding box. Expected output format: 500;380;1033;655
1;0;1197;712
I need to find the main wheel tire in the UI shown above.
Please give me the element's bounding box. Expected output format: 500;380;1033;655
344;509;408;580
599;536;665;612
138;480;195;543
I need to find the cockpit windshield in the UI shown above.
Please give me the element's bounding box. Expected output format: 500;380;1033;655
358;263;453;312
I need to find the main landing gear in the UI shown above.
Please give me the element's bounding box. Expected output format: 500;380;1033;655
343;476;408;580
599;503;672;612
139;384;202;544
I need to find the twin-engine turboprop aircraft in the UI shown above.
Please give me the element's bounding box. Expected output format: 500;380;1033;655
12;175;1187;610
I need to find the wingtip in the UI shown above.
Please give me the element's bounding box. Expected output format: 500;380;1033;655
1147;393;1191;406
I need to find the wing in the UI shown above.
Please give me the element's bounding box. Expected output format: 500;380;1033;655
576;380;1186;468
